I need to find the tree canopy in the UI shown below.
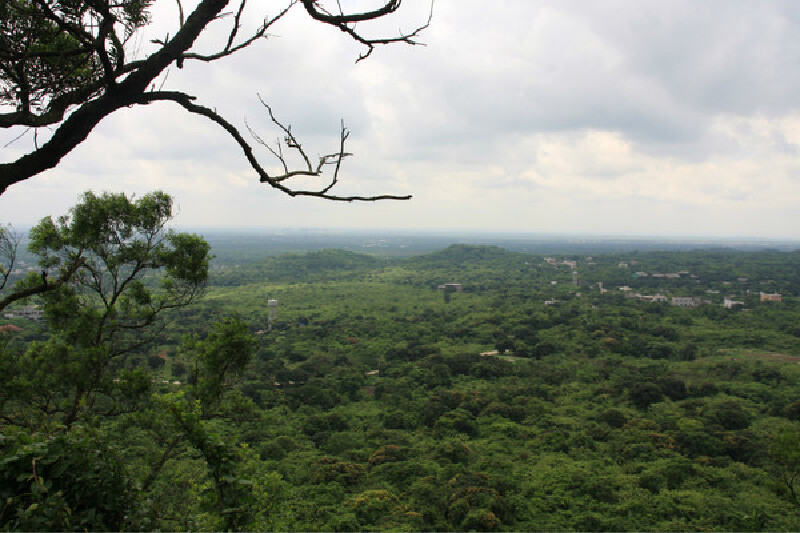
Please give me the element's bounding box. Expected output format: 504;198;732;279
0;0;431;200
0;190;210;427
1;190;209;311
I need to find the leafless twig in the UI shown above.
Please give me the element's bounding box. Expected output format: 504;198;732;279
181;1;296;63
301;0;434;61
133;91;410;201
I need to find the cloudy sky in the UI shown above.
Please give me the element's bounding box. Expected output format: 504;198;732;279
3;0;800;238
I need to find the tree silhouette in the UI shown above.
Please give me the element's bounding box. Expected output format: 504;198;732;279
0;0;431;200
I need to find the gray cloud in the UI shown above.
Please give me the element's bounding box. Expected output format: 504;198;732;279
3;0;800;238
375;1;800;156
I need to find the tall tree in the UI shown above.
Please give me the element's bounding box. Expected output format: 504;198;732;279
0;0;431;200
0;190;210;427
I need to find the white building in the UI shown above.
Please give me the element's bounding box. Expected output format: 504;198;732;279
671;296;701;308
723;299;744;309
3;305;43;320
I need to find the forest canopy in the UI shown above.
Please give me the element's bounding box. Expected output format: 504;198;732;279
3;212;800;529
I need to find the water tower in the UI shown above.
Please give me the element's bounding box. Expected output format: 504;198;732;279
268;299;277;330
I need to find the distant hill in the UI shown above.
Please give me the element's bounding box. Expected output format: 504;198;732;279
404;244;523;269
211;249;382;285
271;249;380;273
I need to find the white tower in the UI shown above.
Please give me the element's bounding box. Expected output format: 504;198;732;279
572;270;578;287
268;299;277;330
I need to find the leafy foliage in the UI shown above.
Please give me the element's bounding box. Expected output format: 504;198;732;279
0;426;131;531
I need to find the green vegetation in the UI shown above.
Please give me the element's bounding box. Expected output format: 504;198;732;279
4;209;800;530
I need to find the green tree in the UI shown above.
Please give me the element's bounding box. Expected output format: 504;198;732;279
146;318;278;531
1;190;209;427
0;191;215;530
183;315;256;413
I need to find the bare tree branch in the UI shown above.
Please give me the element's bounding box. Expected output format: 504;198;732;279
0;251;85;312
132;90;411;201
181;1;296;64
176;0;185;27
301;0;402;24
0;82;105;128
301;0;433;61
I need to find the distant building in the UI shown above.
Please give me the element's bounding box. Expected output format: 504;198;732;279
723;299;744;309
268;299;278;331
3;305;43;320
0;324;23;334
671;296;701;308
760;292;783;302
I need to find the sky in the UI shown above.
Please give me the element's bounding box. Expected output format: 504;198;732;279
3;0;800;239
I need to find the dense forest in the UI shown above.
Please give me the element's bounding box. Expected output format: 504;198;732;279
3;214;800;530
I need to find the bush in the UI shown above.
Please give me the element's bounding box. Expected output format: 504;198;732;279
0;428;132;531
